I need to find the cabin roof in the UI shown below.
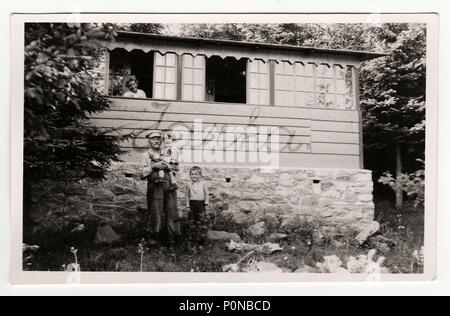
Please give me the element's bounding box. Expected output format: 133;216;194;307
116;31;387;62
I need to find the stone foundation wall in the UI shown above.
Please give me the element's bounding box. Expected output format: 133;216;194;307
29;163;374;239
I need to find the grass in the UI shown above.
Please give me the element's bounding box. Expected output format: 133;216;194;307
26;200;425;273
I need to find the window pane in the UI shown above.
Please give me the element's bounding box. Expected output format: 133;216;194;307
275;62;283;74
259;74;269;89
155;67;165;82
194;69;204;84
317;64;332;78
275;91;284;105
183;54;193;68
183;68;193;84
155;53;165;66
275;74;283;90
305;78;315;92
166;53;176;66
259;61;268;73
285;75;294;91
335;65;345;79
193;56;204;68
325;94;335;108
344;95;354;109
249;90;258;104
316;78;326;92
305;93;315;107
248;60;258;72
336;94;345;107
336;79;346;94
319;79;334;93
193;85;204;101
250;73;259;89
295;76;305;91
295;92;305;107
284;62;293;75
165;84;175;99
285;91;294;106
305;63;315;77
259;90;269;105
154;83;164;98
317;93;326;107
294;63;305;76
183;85;193;101
165;68;175;83
345;67;354;93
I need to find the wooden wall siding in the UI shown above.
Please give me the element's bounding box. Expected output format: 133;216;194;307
121;150;360;169
105;38;362;67
89;97;362;168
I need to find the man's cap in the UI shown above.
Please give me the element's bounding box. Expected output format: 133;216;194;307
146;130;162;139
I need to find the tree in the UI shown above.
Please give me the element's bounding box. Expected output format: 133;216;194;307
24;23;125;225
123;23;164;34
360;24;426;210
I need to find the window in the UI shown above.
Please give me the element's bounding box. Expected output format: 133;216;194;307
153;52;177;100
295;63;316;107
273;61;355;109
108;48;154;97
205;56;246;103
274;61;295;106
274;61;315;107
316;64;335;108
182;54;205;101
247;59;270;105
335;65;355;109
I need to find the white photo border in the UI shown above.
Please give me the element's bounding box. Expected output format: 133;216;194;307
10;12;438;285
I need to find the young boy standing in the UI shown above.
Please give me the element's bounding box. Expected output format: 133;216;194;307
185;166;209;222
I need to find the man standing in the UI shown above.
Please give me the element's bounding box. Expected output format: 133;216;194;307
140;130;180;245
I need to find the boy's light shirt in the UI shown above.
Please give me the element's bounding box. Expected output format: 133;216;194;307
187;179;209;204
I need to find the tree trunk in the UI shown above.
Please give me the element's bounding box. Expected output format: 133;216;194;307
395;143;404;211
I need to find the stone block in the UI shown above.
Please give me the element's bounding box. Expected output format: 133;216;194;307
300;195;315;207
293;172;308;181
241;192;265;201
278;173;296;187
245;174;266;185
111;184;135;196
352;173;372;182
358;194;373;202
317;198;332;208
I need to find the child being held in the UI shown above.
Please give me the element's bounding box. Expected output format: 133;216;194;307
185;166;209;222
147;132;179;190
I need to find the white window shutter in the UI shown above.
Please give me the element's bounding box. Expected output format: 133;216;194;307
153;52;177;100
182;54;205;101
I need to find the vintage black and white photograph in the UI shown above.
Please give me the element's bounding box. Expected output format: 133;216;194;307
12;13;436;283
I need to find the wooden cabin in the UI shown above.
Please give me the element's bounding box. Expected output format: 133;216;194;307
92;32;384;169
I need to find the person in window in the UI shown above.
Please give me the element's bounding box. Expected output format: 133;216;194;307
123;78;147;98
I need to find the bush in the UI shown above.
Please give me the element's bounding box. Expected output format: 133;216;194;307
378;160;425;208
